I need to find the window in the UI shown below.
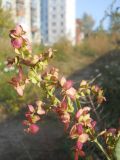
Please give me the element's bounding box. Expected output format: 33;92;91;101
6;1;12;9
61;6;64;10
61;14;64;18
61;30;64;33
53;7;56;10
52;22;56;26
52;14;56;18
52;29;56;33
61;22;64;26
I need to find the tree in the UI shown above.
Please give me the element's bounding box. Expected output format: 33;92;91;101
0;2;14;38
99;0;120;33
81;13;95;37
109;10;120;33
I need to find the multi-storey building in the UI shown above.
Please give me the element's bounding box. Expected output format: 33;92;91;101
2;0;76;45
76;19;84;44
1;0;40;43
40;0;76;45
31;0;40;43
16;0;32;40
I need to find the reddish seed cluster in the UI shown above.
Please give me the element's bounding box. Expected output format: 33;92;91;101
60;77;77;100
8;25;120;160
23;102;45;134
9;66;29;96
10;25;32;53
103;127;120;154
70;107;96;160
55;100;70;130
79;80;106;105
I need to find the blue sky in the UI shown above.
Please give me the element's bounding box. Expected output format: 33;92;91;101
76;0;120;29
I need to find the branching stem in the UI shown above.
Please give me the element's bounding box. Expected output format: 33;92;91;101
94;139;111;160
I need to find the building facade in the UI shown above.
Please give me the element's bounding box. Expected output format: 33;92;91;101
76;19;84;44
2;0;76;45
40;0;76;45
31;0;41;43
1;0;40;43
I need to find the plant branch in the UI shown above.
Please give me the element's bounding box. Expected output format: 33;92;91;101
88;95;101;122
94;139;111;160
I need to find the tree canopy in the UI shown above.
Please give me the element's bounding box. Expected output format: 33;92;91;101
81;13;95;37
0;2;14;38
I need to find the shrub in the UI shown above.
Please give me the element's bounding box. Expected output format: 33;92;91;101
6;25;120;160
78;32;113;57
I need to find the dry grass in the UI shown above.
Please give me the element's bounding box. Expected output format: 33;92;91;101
0;38;13;60
51;52;94;76
49;33;115;76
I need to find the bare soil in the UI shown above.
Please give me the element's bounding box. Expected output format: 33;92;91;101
0;113;69;160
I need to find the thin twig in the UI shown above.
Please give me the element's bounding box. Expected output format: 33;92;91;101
88;95;101;122
89;73;102;84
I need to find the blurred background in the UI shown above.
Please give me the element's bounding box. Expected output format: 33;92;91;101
0;0;120;160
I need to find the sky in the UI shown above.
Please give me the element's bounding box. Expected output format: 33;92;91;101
76;0;120;29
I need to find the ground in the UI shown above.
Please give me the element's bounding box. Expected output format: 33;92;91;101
0;113;68;160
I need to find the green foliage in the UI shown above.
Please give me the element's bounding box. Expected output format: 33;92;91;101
53;38;73;61
32;43;45;53
115;137;120;160
0;4;14;37
78;42;96;57
76;32;113;57
81;13;95;37
9;25;118;160
93;50;120;127
1;21;119;160
0;31;116;119
110;12;120;33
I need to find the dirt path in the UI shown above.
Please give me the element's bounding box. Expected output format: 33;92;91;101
0;113;68;160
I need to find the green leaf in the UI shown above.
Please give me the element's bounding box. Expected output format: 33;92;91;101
47;89;53;97
30;77;38;84
38;60;48;71
86;89;91;95
15;56;19;64
67;97;74;113
115;137;120;160
51;96;59;106
15;48;21;54
28;70;41;84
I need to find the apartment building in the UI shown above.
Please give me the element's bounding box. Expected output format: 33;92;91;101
2;0;76;45
31;0;40;43
40;0;76;45
76;19;84;44
1;0;40;43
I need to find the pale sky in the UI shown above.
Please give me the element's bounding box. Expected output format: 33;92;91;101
76;0;120;29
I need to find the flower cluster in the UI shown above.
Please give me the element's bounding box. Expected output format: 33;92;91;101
9;65;29;96
8;25;120;160
23;101;45;134
70;107;96;160
60;77;77;100
55;100;70;130
103;128;120;154
79;80;106;105
10;25;31;53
